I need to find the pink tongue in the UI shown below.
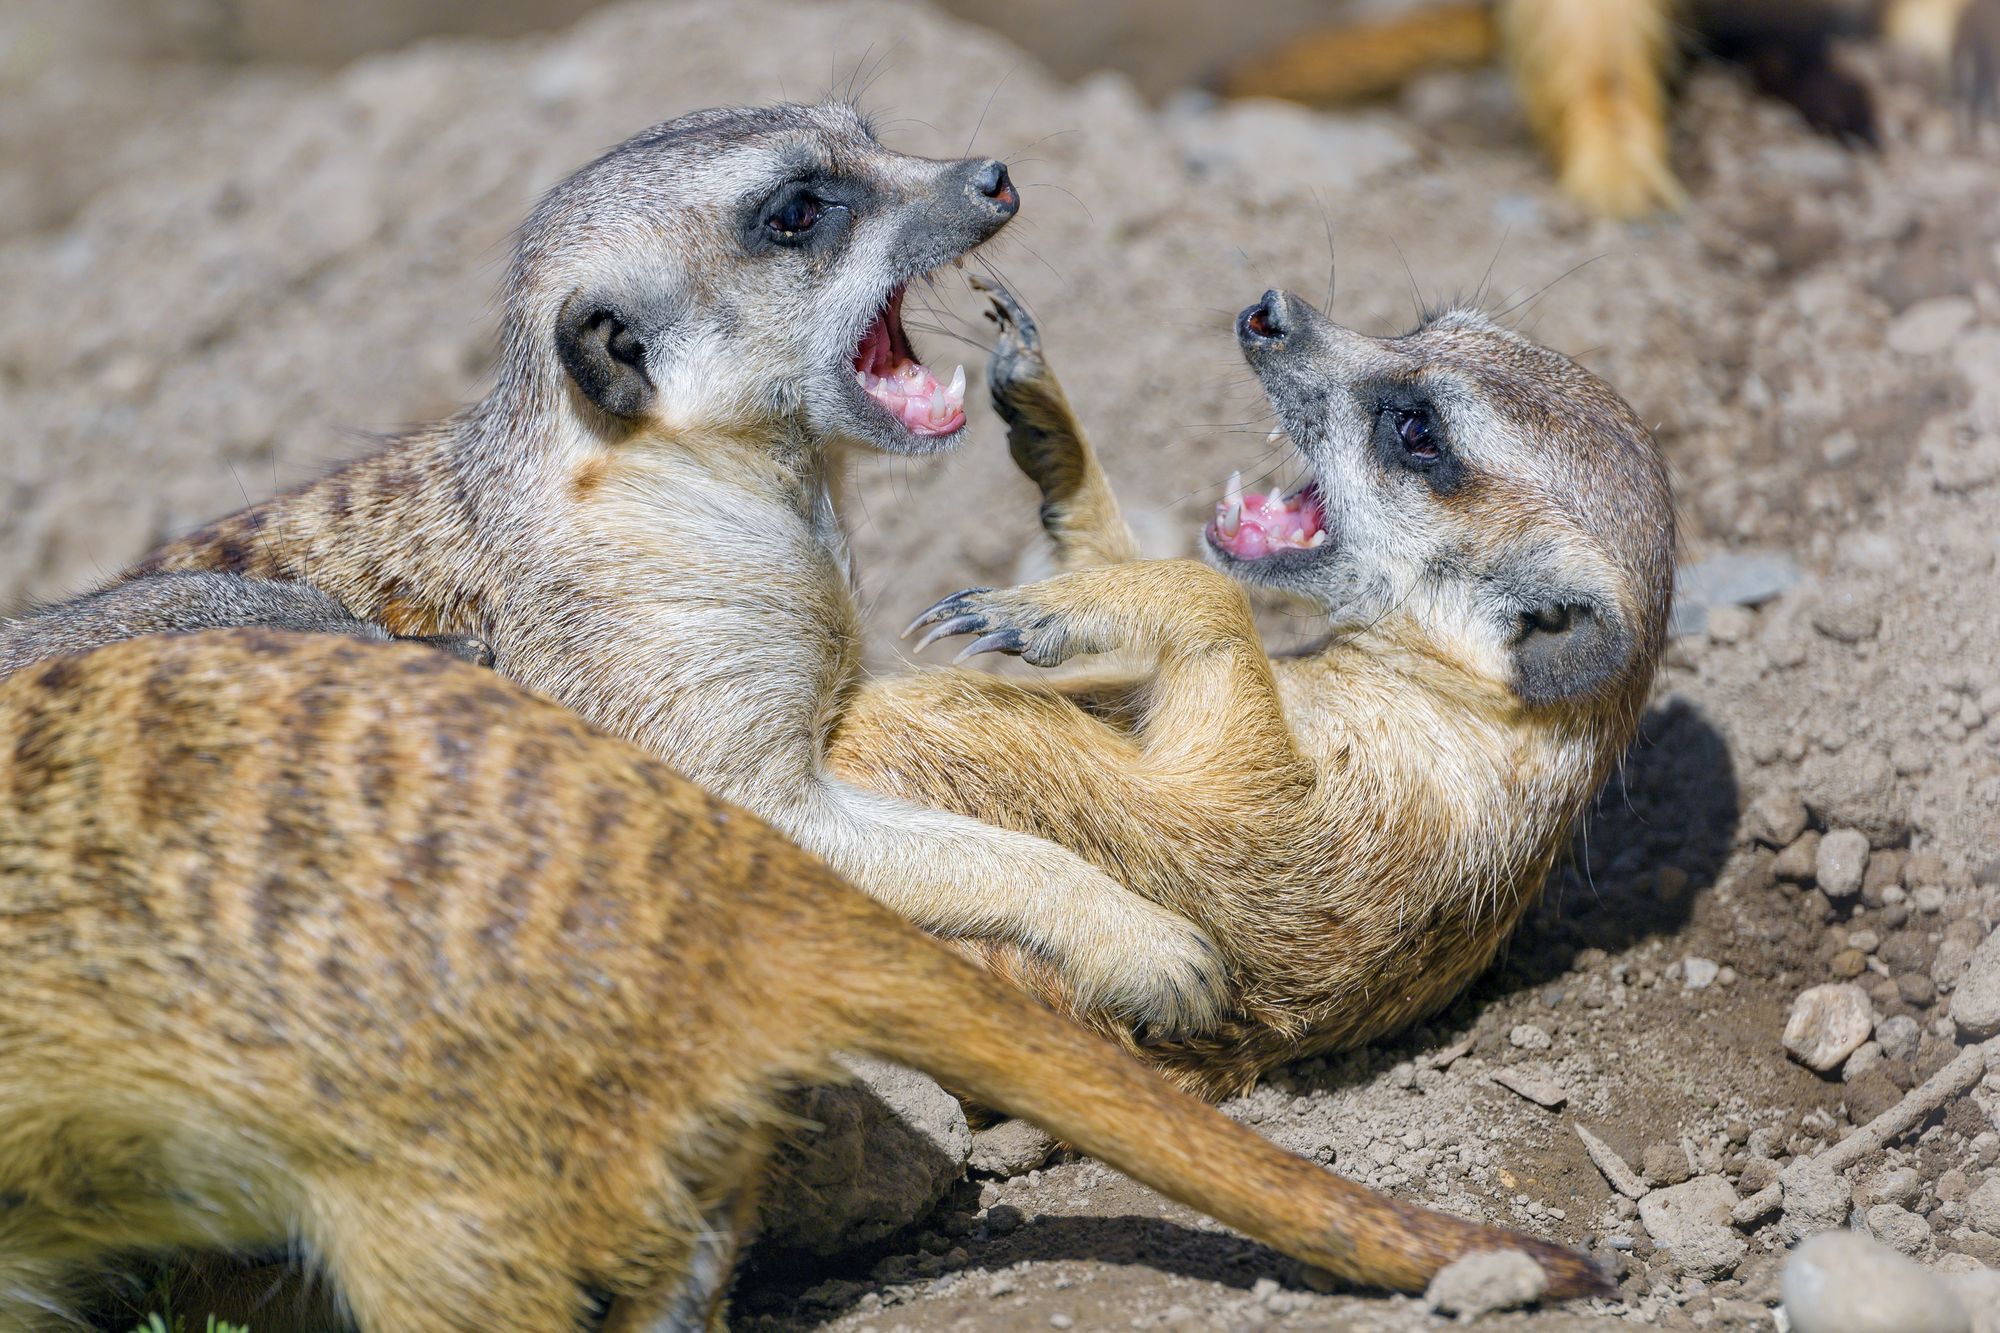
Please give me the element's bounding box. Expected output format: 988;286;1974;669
858;358;965;437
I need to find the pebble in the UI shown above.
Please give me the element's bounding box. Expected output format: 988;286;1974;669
1949;926;2000;1039
1782;1230;1971;1333
1866;1202;1932;1254
1812;588;1883;643
1817;829;1871;900
1424;1248;1548;1319
1779;1158;1852;1244
1684;956;1720;990
1748;788;1811;846
1048;1315;1073;1329
1887;296;1977;358
1489;1065;1567;1109
1901;973;1937;1007
1775;831;1823;884
1784;983;1876;1072
1508;1023;1552;1051
1969;1177;2000;1234
1831;948;1868;979
1639;1176;1744;1279
1643;1143;1693;1187
1875;1014;1922;1061
1858;1166;1920;1208
1914;885;1948;914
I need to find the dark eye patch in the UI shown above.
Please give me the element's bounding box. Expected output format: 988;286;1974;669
1362;381;1465;495
741;171;868;257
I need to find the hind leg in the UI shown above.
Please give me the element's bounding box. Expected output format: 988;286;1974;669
311;1182;584;1333
599;1188;754;1333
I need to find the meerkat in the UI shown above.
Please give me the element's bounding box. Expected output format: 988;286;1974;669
821;282;1674;1098
76;101;1226;1032
1215;0;1982;217
0;629;1610;1330
0;571;491;679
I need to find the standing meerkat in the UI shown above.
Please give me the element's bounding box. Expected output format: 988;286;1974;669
0;630;1610;1330
826;282;1675;1097
86;101;1226;1031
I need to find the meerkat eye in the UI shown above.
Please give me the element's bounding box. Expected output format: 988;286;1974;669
1393;408;1438;460
765;191;824;240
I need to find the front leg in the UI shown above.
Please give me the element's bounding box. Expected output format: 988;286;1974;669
979;279;1140;573
907;560;1303;773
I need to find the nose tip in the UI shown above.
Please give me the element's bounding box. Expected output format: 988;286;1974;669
974;159;1017;212
1237;290;1288;344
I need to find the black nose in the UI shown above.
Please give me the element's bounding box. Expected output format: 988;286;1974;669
1237;290;1287;344
973;159;1017;212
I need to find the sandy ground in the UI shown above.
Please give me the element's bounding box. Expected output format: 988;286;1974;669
3;1;1998;1329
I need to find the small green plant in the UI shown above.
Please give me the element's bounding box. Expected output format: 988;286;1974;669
129;1315;248;1333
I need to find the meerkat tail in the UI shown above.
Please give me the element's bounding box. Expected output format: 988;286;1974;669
834;932;1610;1299
1212;4;1495;104
1500;0;1684;217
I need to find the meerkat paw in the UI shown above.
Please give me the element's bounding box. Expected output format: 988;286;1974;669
972;277;1093;488
903;584;1116;668
1554;105;1684;217
1060;897;1232;1037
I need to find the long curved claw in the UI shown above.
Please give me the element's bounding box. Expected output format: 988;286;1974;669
913;614;988;655
902;588;993;640
952;629;1027;664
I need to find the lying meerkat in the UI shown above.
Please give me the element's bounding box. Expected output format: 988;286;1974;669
0;571;491;678
81;101;1225;1031
826;283;1674;1098
0;630;1610;1329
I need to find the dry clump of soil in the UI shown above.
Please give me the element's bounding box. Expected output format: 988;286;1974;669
2;2;1997;1329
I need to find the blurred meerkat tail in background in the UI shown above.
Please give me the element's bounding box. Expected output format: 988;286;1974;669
1500;0;1684;217
1211;3;1495;104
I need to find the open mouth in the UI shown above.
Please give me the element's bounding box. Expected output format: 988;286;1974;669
1208;469;1328;560
853;283;966;437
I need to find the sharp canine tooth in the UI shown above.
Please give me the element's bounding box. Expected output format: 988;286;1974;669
1225;471;1243;511
947;364;965;402
1268;425;1283;442
1222;501;1242;537
1308;531;1327;547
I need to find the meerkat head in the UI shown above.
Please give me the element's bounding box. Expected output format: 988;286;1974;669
505;101;1018;455
1210;289;1673;714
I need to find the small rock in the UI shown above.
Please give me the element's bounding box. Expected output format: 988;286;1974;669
1936;1169;1969;1203
1817;829;1871;900
1779;1159;1853;1244
1845;1040;1886;1082
1489;1065;1567;1109
1748;789;1811;847
1644;1143;1694;1187
1684;956;1720;990
1784;983;1876;1072
760;1057;973;1255
1424;1248;1548;1319
1639;1176;1744;1279
1738;1158;1781;1195
1782;1230;1971;1333
968;1118;1058;1178
1858;1167;1921;1208
1048;1315;1073;1330
1887;296;1977;358
1831;948;1868;979
1914;885;1948;914
1775;831;1824;884
1508;1023;1552;1051
1950;927;2000;1039
1968;1177;2000;1234
1876;1014;1922;1062
1811;588;1883;644
1901;973;1938;1007
1866;1203;1933;1254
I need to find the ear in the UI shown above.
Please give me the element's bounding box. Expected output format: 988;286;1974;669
1511;600;1630;708
556;291;654;419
